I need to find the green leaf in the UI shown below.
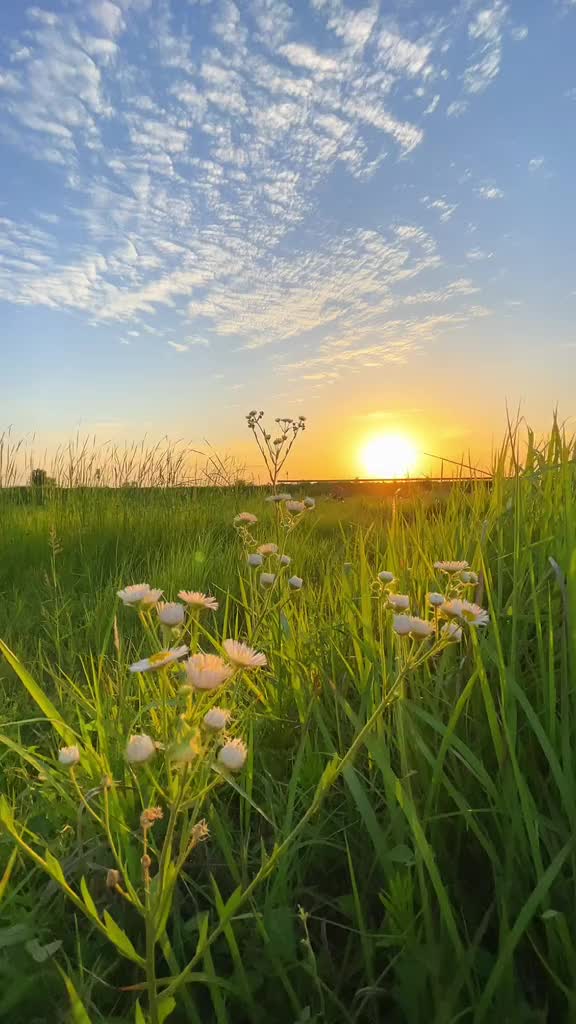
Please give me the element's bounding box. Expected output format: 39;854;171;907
56;966;93;1024
0;639;71;741
134;1001;147;1024
25;938;62;963
80;877;100;923
44;849;67;886
103;911;145;966
158;996;176;1024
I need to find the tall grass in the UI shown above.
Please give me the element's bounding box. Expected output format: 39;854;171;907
0;417;575;1023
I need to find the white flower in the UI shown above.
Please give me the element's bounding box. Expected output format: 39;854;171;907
388;594;410;611
184;653;234;691
130;646;189;673
260;572;276;588
265;493;291;503
247;553;264;568
58;745;80;767
460;571;479;585
117;583;163;607
157;602;185;627
126;734;156;764
223;639;267;669
408;616;435;639
378;571;395;584
234;512;258;525
440;599;489;627
441;621;463;642
178;591;219;611
434;561;469;573
428;592;445;607
218;738;247;772
303;497;316;509
203;707;231;731
258;543;278;556
288;575;303;590
392;614;413;636
285;500;306;514
279;554;291;566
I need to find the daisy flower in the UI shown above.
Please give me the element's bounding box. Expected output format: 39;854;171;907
234;512;258;525
428;592;445;607
130;646;189;673
265;493;292;503
378;571;395;584
407;616;435;639
279;554;291;566
440;599;489;627
303;497;316;509
258;543;278;556
218;738;248;772
247;553;264;568
434;561;469;574
178;591;219;612
58;745;80;767
223;639;267;669
388;593;410;611
203;707;231;731
289;575;303;590
184;653;234;691
260;572;276;588
117;583;163;607
157;602;185;627
392;614;413;636
441;621;463;642
285;500;306;514
126;734;156;764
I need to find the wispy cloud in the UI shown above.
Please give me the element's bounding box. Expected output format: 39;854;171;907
478;185;505;200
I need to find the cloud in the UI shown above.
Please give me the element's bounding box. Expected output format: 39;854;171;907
464;1;509;94
446;100;468;118
279;43;339;74
466;248;494;261
421;196;459;222
91;1;125;36
528;156;545;172
510;25;528;41
478;185;504;200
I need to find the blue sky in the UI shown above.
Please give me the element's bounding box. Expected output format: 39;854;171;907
1;0;575;475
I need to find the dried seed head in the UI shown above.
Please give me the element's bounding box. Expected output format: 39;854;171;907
140;806;164;829
106;869;121;889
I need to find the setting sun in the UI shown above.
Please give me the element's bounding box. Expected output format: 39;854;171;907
361;434;418;479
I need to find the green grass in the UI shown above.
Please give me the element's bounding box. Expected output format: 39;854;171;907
1;423;576;1023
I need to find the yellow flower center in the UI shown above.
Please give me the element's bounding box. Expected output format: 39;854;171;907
149;651;170;665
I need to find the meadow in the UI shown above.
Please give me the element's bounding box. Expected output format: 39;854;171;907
1;420;576;1024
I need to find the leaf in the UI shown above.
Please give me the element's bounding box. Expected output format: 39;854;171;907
388;844;415;865
0;639;70;741
0;845;17;904
158;996;176;1023
25;937;62;962
0;923;33;948
80;877;100;923
103;911;145;966
134;1001;147;1024
56;966;93;1024
44;849;67;887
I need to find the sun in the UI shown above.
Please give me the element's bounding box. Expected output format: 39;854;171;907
361;434;418;479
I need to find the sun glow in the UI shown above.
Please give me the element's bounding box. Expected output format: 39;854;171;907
361;434;418;478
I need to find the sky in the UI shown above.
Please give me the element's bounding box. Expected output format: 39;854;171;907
1;0;575;479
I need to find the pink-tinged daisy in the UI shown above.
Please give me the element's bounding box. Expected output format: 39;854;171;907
125;734;156;764
117;583;163;607
178;591;219;612
222;639;267;669
234;512;258;525
441;621;463;642
257;543;279;556
388;593;410;611
183;653;234;691
433;561;469;574
440;599;489;627
157;602;185;627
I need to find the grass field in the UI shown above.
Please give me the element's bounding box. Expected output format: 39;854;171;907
1;422;576;1023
